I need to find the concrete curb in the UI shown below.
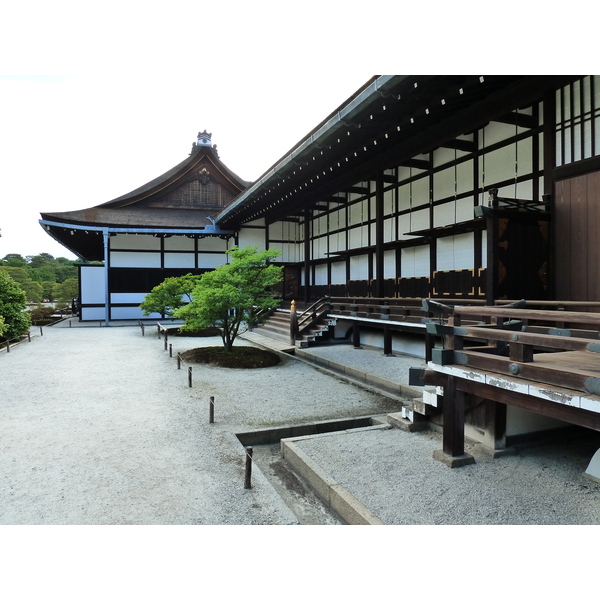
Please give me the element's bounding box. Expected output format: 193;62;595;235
294;347;422;400
281;428;386;525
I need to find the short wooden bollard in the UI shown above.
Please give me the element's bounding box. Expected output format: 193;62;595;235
177;353;181;370
244;447;253;489
164;335;168;351
28;332;31;342
40;327;43;336
188;366;192;387
141;324;145;336
169;343;173;357
5;340;10;353
209;396;215;423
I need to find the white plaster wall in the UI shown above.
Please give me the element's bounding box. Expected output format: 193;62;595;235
238;226;265;249
383;188;395;216
197;237;228;252
348;226;367;250
110;292;147;303
506;405;566;436
164;236;194;251
349;254;369;280
437;233;474;271
330;261;346;284
110;234;161;250
314;263;328;285
401;246;430;277
384;250;396;279
80;306;107;320
197;253;228;269
164;253;195;268
80;266;105;304
110;252;161;268
409;208;429;233
111;306;150;320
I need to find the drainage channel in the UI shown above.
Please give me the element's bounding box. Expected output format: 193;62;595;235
236;415;385;525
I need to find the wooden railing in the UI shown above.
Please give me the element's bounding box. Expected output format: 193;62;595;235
425;302;600;396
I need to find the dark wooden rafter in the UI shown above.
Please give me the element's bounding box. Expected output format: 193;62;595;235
492;111;538;129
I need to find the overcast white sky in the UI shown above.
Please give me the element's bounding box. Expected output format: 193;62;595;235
3;1;586;262
2;0;593;264
0;72;372;259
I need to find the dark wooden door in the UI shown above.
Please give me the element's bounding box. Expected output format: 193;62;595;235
554;172;600;300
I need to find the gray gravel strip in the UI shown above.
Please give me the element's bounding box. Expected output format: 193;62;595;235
2;323;599;525
0;324;400;525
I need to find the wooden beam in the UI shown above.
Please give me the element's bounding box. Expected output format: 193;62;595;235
456;378;600;432
492;112;538;129
440;139;477;153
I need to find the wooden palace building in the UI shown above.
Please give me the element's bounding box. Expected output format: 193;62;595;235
40;75;600;466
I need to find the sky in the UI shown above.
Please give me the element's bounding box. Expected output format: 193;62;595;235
2;1;590;264
0;72;371;260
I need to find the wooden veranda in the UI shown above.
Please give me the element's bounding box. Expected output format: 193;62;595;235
410;301;600;466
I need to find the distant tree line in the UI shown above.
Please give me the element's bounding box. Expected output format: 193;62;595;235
0;253;82;303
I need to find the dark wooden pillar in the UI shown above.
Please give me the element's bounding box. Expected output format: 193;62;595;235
433;373;475;467
352;323;361;348
374;172;384;298
304;208;311;303
442;376;465;456
383;324;392;356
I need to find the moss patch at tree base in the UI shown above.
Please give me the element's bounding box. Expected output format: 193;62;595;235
180;346;281;369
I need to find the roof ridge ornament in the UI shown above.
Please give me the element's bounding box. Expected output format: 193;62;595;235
190;130;219;156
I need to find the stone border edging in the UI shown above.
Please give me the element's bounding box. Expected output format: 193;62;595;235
281;427;387;525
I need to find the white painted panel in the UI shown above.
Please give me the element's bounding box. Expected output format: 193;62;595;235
164;253;195;268
164;236;195;251
456;160;473;195
398;184;411;211
198;253;227;268
198;237;228;252
331;261;346;284
413;246;430;277
111;251;161;268
437;233;474;270
383;188;395;216
482;121;515;146
348;227;365;249
383;217;395;243
412;177;429;207
269;221;283;238
484;144;515;183
80;266;105;303
434;202;455;228
384;250;396;279
506;405;565;436
398;214;415;240
481;230;487;268
350;254;369;280
409;208;429;232
437;237;455;271
349;201;365;225
111;306;150;320
110;234;161;250
433;166;455;201
110;292;147;303
456;196;475;222
238;227;265;249
81;306;106;320
314;263;328;285
401;248;415;277
457;236;474;270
